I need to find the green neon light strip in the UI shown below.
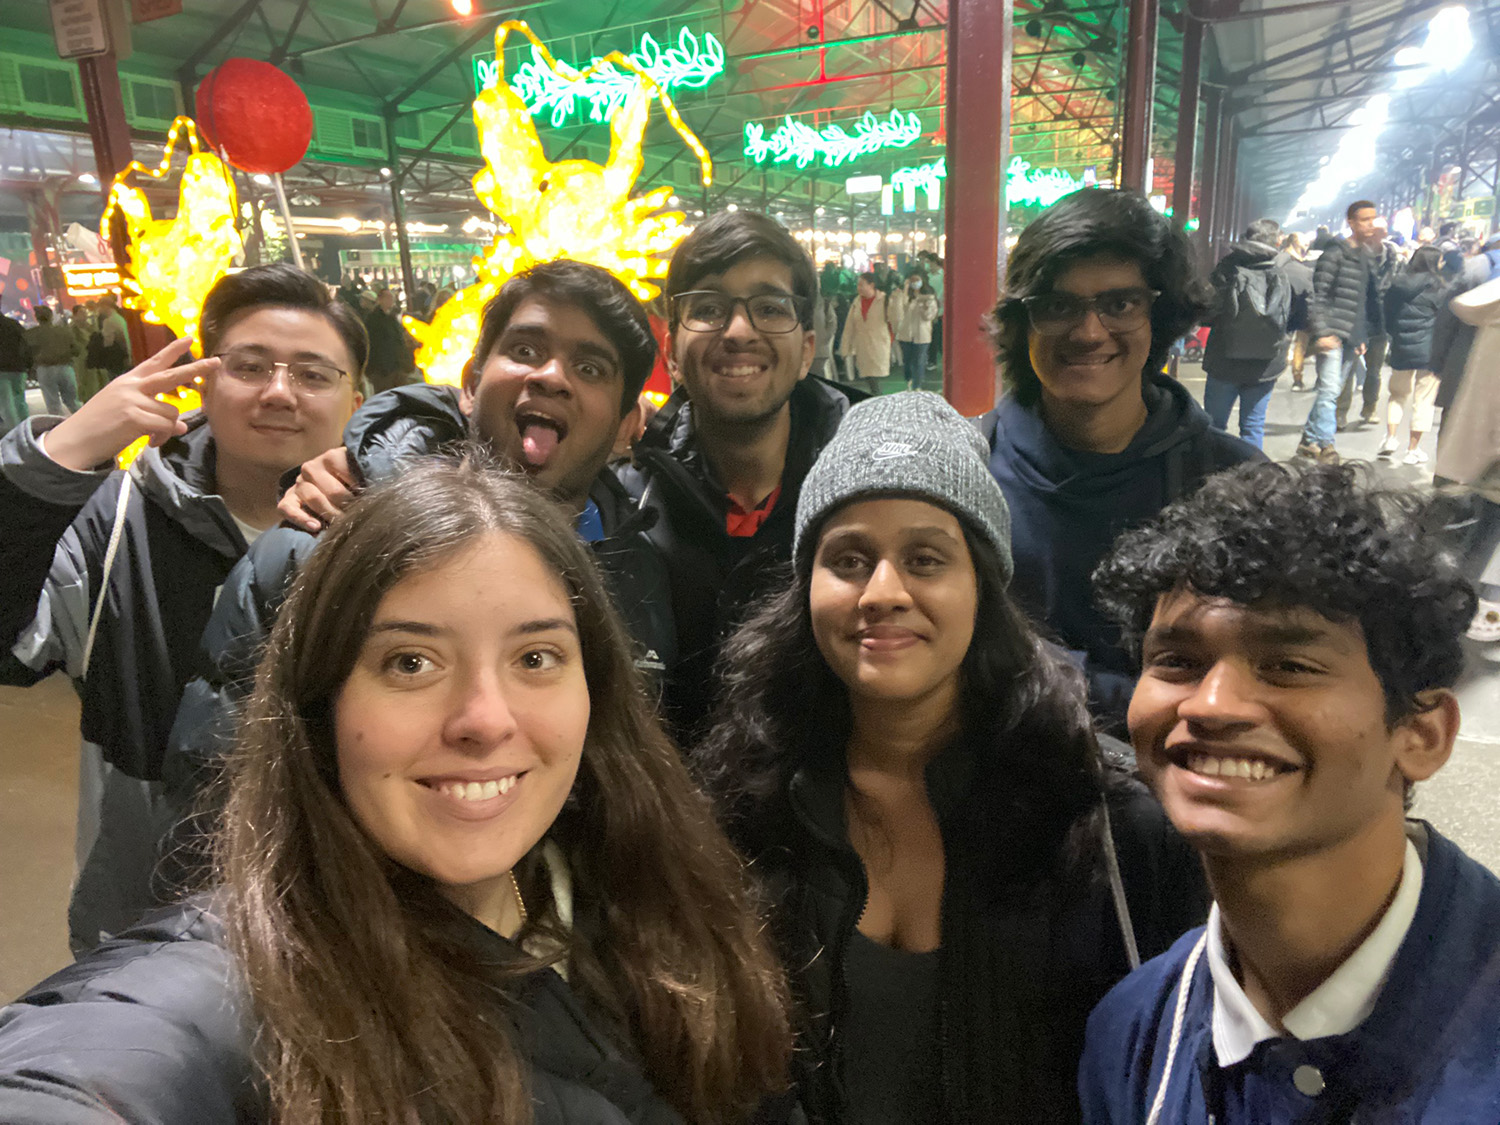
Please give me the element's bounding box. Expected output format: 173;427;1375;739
744;109;923;169
891;157;946;196
887;156;1083;208
472;29;725;127
1005;156;1085;207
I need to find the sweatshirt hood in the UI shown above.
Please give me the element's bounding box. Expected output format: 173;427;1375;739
990;372;1213;498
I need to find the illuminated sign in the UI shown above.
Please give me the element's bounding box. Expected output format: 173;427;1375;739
61;262;121;297
744;109;923;168
877;155;1083;211
1005;156;1084;208
472;28;724;127
845;174;883;194
892;158;945;211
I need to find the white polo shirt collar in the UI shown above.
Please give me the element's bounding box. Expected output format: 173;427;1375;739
1208;836;1423;1067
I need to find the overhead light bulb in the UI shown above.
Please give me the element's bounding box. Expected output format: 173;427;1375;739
451;0;474;14
78;171;98;185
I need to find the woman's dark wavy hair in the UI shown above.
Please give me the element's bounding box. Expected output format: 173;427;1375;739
988;189;1212;407
1093;460;1477;726
697;508;1105;885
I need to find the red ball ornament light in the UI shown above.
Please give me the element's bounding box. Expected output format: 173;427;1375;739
195;59;313;175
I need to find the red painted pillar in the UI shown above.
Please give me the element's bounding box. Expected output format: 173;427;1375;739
1121;0;1160;193
1171;15;1203;229
942;0;1012;416
77;51;150;360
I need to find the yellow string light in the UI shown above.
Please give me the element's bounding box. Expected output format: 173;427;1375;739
407;20;713;386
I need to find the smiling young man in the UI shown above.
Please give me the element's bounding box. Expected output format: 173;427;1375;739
271;259;673;661
160;263;675;885
977;189;1262;728
0;263;365;951
621;208;862;736
1080;460;1500;1123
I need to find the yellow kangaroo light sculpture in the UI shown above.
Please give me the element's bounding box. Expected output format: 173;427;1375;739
407;21;712;386
100;116;244;467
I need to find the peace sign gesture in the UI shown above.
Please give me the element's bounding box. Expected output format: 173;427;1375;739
43;337;221;472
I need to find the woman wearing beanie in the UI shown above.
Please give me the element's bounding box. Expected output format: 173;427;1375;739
697;391;1207;1124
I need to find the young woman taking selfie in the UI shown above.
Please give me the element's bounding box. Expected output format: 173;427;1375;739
0;455;792;1125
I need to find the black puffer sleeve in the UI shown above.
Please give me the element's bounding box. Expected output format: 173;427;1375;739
343;382;469;485
0;903;257;1125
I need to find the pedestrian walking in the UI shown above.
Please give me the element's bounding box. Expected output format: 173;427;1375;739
1279;233;1314;388
25;306;80;415
886;270;939;390
1380;245;1446;464
1201;219;1294;449
1296;200;1388;462
838;271;891;395
363;288;415;394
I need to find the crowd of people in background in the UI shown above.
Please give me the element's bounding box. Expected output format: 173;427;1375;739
0;292;131;429
1198;199;1500;642
0;186;1497;1123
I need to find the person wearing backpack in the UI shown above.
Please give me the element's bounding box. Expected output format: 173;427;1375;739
1200;219;1294;450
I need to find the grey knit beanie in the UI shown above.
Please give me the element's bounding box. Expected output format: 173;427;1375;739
793;390;1013;584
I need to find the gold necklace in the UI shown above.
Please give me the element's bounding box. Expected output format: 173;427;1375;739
509;869;527;929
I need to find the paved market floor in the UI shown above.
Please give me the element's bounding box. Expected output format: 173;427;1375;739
1;367;1496;1002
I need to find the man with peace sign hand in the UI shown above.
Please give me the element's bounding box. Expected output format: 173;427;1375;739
0;264;364;952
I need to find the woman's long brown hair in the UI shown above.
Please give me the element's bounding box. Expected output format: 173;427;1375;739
214;454;791;1123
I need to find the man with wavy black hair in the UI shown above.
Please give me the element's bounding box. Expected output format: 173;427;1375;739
976;188;1261;726
1081;461;1500;1123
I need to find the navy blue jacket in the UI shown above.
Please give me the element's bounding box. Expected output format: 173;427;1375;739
976;375;1262;727
1079;823;1500;1124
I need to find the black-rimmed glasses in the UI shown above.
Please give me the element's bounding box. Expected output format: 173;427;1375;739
215;348;350;395
1015;287;1160;336
671;290;807;334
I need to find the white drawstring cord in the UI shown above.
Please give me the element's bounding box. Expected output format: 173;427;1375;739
81;474;132;680
1145;931;1208;1125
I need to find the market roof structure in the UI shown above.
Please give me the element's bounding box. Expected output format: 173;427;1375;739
2;1;1496;242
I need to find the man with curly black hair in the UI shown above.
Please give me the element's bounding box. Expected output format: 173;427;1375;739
1080;461;1500;1124
976;189;1262;727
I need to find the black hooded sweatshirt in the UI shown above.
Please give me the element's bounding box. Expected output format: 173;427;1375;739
976;374;1262;726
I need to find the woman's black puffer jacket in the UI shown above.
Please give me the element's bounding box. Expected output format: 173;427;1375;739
1383;272;1447;371
0;899;691;1125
